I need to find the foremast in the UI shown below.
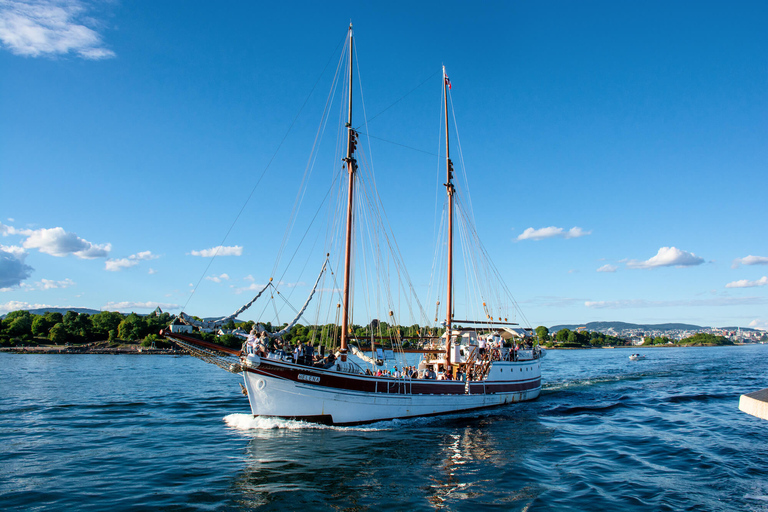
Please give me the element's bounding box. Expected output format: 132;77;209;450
340;23;358;362
443;65;455;366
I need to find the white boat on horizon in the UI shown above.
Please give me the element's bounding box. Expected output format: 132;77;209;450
164;25;544;425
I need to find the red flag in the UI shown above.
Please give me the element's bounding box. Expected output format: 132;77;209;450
445;76;451;89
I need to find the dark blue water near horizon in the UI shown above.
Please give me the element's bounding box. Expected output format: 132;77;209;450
1;345;767;511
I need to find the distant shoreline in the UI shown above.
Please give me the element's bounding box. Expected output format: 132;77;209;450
545;343;758;350
0;346;185;355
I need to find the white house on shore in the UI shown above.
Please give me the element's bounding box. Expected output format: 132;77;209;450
168;318;193;334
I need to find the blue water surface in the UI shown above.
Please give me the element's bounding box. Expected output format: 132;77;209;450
1;345;767;511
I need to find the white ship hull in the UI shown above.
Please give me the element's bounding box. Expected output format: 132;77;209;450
241;354;542;425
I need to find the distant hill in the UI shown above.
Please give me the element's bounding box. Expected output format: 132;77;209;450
1;307;102;319
549;321;704;332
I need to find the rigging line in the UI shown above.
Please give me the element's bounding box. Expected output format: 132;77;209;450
358;149;431;325
182;35;347;314
275;173;340;291
271;38;348;278
354;131;437;156
448;90;477;228
275;288;300;315
354;69;439;129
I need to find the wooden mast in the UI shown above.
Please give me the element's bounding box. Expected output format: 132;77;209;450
443;65;454;366
339;23;356;362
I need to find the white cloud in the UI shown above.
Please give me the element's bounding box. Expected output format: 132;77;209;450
105;250;159;271
244;274;255;282
232;280;303;294
0;222;20;236
0;248;33;289
22;277;75;290
0;0;115;59
102;301;180;312
596;264;617;273
205;273;230;283
626;247;704;269
0;300;57;313
732;255;768;269
585;296;768;309
189;245;243;257
725;276;768;289
748;319;768;331
21;226;110;259
1;244;27;260
517;226;591;241
148;268;157;275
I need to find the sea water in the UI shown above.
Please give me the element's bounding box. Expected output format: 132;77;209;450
1;345;766;511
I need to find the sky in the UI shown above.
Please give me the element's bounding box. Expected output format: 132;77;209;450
1;0;766;330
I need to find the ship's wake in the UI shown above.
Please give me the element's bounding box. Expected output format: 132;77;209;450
223;413;390;432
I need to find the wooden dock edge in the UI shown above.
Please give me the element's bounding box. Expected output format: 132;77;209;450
739;388;768;421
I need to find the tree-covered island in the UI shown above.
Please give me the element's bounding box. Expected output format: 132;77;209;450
0;309;755;353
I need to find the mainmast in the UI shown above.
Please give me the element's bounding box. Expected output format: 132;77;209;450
340;23;357;362
443;66;455;366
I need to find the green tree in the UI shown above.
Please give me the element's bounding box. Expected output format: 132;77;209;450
92;311;124;339
555;328;571;342
44;311;63;325
535;326;550;342
31;315;51;337
118;313;143;341
8;313;33;337
49;323;68;344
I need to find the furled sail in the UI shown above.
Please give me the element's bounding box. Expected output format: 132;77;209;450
179;281;272;329
268;259;328;339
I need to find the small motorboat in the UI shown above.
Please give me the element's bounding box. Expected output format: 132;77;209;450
629;354;646;361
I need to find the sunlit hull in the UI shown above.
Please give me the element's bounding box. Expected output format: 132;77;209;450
241;355;542;425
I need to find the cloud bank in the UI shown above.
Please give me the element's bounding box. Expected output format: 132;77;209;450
0;0;115;59
725;276;768;289
21;226;111;258
205;273;230;283
189;246;243;257
626;247;704;269
517;226;591;241
732;255;768;269
102;301;180;312
585;296;767;309
0;248;33;289
0;299;57;313
105;251;159;272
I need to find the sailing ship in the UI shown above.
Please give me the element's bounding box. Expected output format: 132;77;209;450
163;25;544;426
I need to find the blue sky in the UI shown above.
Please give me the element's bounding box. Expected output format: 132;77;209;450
1;0;766;330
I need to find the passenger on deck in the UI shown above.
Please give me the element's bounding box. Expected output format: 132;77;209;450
322;352;336;369
478;337;487;356
293;343;302;364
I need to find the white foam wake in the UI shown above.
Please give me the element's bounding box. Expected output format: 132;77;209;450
222;413;390;431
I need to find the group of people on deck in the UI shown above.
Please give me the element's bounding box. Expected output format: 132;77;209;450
243;327;336;369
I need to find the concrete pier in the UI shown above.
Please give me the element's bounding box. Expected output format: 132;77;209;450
739;388;768;421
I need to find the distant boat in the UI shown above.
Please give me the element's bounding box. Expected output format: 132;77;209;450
629;354;646;361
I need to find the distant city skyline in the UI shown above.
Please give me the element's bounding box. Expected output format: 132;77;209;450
1;1;766;329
